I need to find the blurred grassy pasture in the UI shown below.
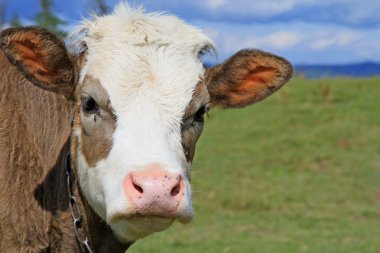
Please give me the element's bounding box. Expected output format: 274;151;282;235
129;77;380;253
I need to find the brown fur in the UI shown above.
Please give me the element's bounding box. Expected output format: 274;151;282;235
0;49;75;252
0;27;76;100
181;82;210;163
205;49;293;108
79;76;116;167
0;30;130;252
183;81;210;119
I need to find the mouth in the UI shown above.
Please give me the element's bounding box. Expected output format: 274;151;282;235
108;207;193;224
126;216;176;232
108;211;193;241
109;212;178;231
109;215;176;241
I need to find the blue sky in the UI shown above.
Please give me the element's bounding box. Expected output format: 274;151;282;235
3;0;380;65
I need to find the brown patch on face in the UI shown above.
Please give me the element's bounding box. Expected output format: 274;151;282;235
184;81;210;119
82;75;113;112
77;75;116;167
181;81;210;163
205;49;293;108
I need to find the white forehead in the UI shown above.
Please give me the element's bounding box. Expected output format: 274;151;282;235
70;3;213;120
76;3;213;56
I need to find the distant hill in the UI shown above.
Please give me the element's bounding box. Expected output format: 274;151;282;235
295;62;380;78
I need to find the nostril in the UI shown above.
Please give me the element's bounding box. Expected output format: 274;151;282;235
132;182;144;194
170;182;181;197
126;171;184;204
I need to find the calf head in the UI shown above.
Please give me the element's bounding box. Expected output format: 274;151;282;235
0;3;292;243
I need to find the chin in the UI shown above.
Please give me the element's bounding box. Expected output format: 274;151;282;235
111;216;177;242
105;200;194;241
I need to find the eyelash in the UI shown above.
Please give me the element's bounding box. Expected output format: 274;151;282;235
191;105;208;126
81;94;99;114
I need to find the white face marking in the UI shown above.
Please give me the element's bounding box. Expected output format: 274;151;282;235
70;3;213;242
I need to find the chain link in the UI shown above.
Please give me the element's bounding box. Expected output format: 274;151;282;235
66;153;94;253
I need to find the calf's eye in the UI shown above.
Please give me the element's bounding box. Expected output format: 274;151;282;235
191;104;209;126
81;94;99;114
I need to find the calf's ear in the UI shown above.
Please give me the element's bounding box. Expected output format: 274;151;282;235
205;49;292;108
0;27;76;100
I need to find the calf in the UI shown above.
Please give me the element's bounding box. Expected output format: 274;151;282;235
0;3;292;252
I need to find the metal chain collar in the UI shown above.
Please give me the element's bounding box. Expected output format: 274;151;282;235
65;151;94;253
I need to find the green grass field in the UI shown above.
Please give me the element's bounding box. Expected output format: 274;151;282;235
129;77;380;253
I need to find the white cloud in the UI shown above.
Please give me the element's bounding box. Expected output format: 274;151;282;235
204;27;221;41
216;30;303;54
311;31;360;50
199;0;297;16
205;0;227;10
239;0;296;16
142;0;380;27
196;20;380;64
265;31;303;49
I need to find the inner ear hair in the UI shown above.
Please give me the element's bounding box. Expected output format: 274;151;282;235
205;49;293;108
0;26;76;100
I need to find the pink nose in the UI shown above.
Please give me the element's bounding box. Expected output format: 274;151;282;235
124;166;185;216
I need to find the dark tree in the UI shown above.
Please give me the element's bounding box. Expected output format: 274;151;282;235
10;14;22;27
94;0;109;15
35;0;66;37
0;1;23;28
